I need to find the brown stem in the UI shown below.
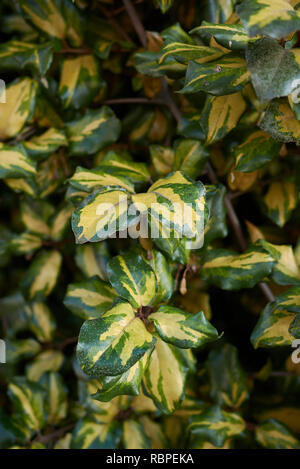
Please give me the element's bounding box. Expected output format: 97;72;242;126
123;0;147;47
34;423;75;445
206;162;275;303
99;4;132;43
105;97;167;106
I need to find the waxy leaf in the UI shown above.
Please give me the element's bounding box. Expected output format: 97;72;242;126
23;128;68;160
190;22;253;51
234;130;281;172
255;419;300;449
180;55;250;96
64;277;116;320
201;243;275;290
71;418;121;449
262;181;298;227
66;107;121;157
149;306;218;348
77;300;156;376
200;92;246;145
59;55;102;109
107;253;157;308
0;40;53;75
0;144;36;179
142;337;189;414
0;78;37;140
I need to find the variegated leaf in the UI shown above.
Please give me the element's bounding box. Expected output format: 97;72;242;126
149;145;175;177
98;151;150;184
64;277;116;320
259;240;300;286
75;243;110;280
156;0;174;13
0;144;36;179
71;187;134;244
259;100;300;144
0;78;38;140
234;130;281;172
188;404;245;448
69;166;135;194
0;40;53;75
275;287;300;313
142;337;189;414
237;0;300;39
23;128;68;160
200;92;246;145
66;107;121;157
206;344;249;408
77;300;156;377
190;22;253;51
19;0;83;47
262;181;298;227
93;350;152;402
251;301;296;348
21;250;62;301
144;250;174;304
173;139;209;178
71;418;121;449
107;253;157;308
255;419;300;449
9;232;42;255
25;302;56;343
180;55;250;96
149;306;218;348
42;372;68;426
201;243;275;290
122;420;150;449
8;377;46;434
159;43;224;65
59;55;102;109
26;350;64;382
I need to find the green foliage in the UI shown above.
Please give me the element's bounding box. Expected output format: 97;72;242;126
0;0;300;451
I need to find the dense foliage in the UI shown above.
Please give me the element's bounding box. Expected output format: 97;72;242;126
0;0;300;450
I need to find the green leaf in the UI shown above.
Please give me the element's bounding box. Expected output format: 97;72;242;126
77;300;156;377
8;377;46;434
173;139;209;178
131;171;206;242
206;344;249;408
149;306;218;348
98;151;150;183
188;404;245;448
71;418;121;449
204;184;228;244
0;78;38;140
107;253;157;308
145;250;174;304
260;100;300;144
200;92;246;145
93;351;151;402
66;107;121;157
190;22;253;51
75;243;110;281
26;350;64;382
42;372;68;425
69;166;135;194
71;187;134;244
25;302;56;343
23;128;68;160
142;337;189;414
6;339;41;364
251;301;296;348
59;55;102;109
258;240;300;286
180;55;250;96
275;286;300;313
255;419;300;449
246;37;300;102
21;250;62;301
122;420;150;449
0;40;53;75
237;0;300;39
19;0;83;47
201;243;275;290
64;277;116;320
9;233;42;255
149;145;175;177
262;181;298;227
159;43;224;65
234;130;281;172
